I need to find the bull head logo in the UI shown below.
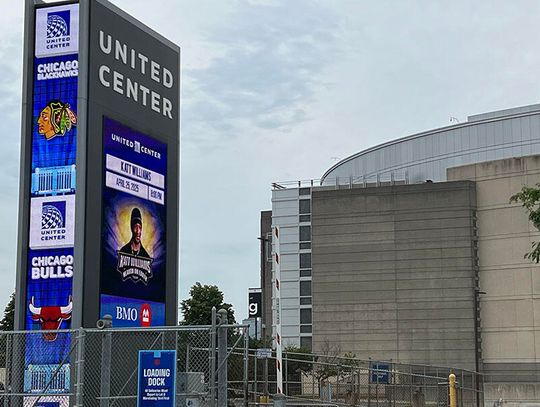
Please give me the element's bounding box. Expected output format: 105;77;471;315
29;296;72;342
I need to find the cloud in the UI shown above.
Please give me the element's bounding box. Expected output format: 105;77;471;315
183;1;342;145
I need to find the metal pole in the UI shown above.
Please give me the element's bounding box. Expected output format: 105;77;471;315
255;317;258;341
243;328;249;407
264;356;269;397
368;363;371;407
217;309;228;407
99;330;112;407
254;354;258;402
75;328;86;407
3;334;11;407
460;370;464;407
210;307;217;407
284;350;288;396
273;393;286;407
449;373;457;407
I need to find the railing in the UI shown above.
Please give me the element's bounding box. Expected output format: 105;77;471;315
272;171;410;190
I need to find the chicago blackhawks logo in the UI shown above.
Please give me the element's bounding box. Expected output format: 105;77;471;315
37;100;77;140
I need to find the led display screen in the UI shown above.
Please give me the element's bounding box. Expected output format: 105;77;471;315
100;117;167;327
24;3;79;396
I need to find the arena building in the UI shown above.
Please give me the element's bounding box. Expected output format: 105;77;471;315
261;104;540;405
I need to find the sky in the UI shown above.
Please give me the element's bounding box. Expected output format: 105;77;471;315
2;0;540;320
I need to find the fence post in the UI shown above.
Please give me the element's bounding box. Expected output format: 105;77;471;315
243;327;249;407
100;329;113;407
75;328;86;407
210;307;217;407
254;353;258;402
217;309;228;407
264;355;269;398
368;361;372;407
284;350;288;395
273;392;286;407
3;333;11;407
449;373;457;407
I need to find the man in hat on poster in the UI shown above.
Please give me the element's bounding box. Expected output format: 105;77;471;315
119;207;150;259
117;207;153;283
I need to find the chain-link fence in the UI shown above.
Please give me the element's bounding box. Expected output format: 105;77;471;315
0;325;249;407
246;351;483;407
0;327;482;407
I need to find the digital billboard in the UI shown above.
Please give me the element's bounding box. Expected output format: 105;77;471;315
17;1;179;404
100;117;167;327
23;2;79;396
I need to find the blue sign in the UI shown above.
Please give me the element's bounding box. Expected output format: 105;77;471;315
100;294;165;328
371;363;390;384
138;350;176;406
24;3;79;395
100;117;168;310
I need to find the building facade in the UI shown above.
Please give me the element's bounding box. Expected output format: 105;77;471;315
448;156;540;401
311;182;479;370
322;104;540;185
262;104;540;404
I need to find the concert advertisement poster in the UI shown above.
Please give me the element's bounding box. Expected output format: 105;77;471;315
100;117;167;327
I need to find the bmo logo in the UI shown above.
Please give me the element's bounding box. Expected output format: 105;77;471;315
116;305;137;322
140;303;152;327
114;303;152;327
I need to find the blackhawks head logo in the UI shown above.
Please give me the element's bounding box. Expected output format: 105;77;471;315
37;100;77;140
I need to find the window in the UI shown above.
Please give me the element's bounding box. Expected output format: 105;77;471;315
300;325;312;333
299;199;311;214
299;242;311;250
265;233;272;262
300;253;311;269
299;215;311;222
300;269;312;277
300;336;312;350
300;297;312;305
299;187;311;196
299;226;311;242
300;308;312;324
300;281;312;297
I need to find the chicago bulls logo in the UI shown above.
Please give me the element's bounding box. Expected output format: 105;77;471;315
28;295;72;342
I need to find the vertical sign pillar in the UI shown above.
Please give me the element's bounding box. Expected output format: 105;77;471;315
17;2;81;404
273;226;283;394
16;0;181;404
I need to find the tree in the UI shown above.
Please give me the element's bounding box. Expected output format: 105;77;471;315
0;292;15;331
284;345;313;375
313;340;341;383
511;185;540;262
180;282;236;325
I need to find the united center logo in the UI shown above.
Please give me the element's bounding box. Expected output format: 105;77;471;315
47;10;70;39
36;4;79;58
41;201;67;243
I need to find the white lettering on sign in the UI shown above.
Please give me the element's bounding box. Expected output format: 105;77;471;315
116;306;138;321
106;154;164;189
37;59;78;80
148;186;165;205
106;171;148;200
31;255;74;280
97;30;175;120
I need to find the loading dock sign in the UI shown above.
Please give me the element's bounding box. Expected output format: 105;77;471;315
138;350;176;406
